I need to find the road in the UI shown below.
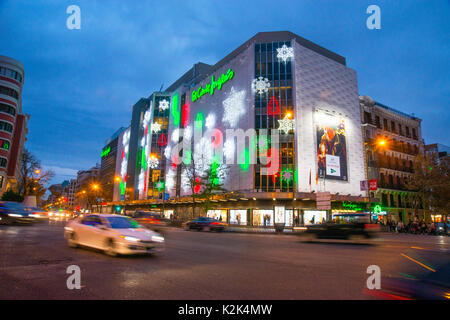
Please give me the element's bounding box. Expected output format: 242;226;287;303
0;221;448;299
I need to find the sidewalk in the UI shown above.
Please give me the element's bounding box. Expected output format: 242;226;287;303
226;226;302;234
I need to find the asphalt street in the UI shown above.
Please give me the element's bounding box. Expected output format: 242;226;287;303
0;221;448;299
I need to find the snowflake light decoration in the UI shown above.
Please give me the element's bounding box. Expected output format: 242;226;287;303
154;181;165;191
148;157;159;169
159;99;169;111
151;122;161;133
252;76;270;95
277;115;295;134
276;44;294;63
281;168;294;182
222;87;246;128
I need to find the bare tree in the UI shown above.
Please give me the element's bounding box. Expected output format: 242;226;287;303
18;149;54;204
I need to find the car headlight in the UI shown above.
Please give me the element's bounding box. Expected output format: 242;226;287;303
8;214;22;217
151;235;164;243
121;236;140;242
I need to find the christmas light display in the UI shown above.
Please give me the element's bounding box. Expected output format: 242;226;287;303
159;99;169;111
205;113;216;129
222;87;246;127
158;133;167;146
276;44;294;63
183;125;192;141
281;168;294;182
164;146;171;159
151;122;161;133
154;181;165;191
171;128;180;143
252;76;270;95
277;115;295;134
223;139;235;161
149;156;159;169
267;96;280;115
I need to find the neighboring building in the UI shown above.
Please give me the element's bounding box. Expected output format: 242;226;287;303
47;183;64;204
0;55;29;195
74;164;100;210
64;178;78;208
359;95;424;223
99;127;126;202
425;143;450;162
102;31;370;225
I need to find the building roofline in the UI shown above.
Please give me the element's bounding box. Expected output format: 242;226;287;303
374;101;421;121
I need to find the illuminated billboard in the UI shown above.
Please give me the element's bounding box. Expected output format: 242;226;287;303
316;112;348;181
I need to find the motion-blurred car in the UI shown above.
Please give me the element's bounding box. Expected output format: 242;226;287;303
365;261;450;300
131;211;169;230
24;207;49;221
436;222;449;236
301;213;380;241
64;214;164;256
0;201;35;225
184;217;227;232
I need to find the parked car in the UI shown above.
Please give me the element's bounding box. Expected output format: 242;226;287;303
184;217;227;232
24;207;49;221
0;201;35;225
64;214;164;256
301;213;380;241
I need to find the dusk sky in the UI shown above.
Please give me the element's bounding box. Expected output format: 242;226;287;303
0;0;448;184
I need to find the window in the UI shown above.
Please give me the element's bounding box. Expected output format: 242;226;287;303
0;139;10;150
0;121;13;133
81;215;102;226
0;103;16;116
0;67;22;83
391;121;396;133
383;119;388;131
0;86;19;99
375;116;381;128
0;157;7;168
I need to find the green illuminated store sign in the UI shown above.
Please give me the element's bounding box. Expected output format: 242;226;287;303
342;202;365;211
191;68;234;102
101;146;111;158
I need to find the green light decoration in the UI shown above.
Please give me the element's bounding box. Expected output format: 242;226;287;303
154;181;165;191
281;168;294;183
101;146;111;158
210;156;220;186
141;148;147;171
373;204;382;214
183;150;192;165
171;93;180;126
195;112;204;129
191;68;234;102
239;148;250;171
119;181;125;195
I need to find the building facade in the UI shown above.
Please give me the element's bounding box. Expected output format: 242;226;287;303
359;95;424;223
0;55;29;195
101;31;372;226
100;127;126;202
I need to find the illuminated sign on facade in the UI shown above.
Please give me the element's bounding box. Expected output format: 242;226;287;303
101;146;111;158
191;68;234;102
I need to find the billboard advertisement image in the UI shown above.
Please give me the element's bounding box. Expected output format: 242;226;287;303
316;113;348;181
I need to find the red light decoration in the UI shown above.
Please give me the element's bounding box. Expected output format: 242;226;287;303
267;96;280;115
194;177;201;193
211;129;223;148
158;133;167;146
171;155;178;169
181;103;190;128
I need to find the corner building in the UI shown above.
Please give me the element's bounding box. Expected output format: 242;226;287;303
108;32;368;225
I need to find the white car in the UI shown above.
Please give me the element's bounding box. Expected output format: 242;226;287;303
64;214;164;256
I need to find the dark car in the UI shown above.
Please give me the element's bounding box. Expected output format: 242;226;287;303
0;201;35;225
131;211;169;230
301;213;380;241
365;258;450;300
436;222;449;236
185;217;227;232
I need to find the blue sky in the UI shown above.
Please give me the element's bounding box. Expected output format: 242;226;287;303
0;0;449;184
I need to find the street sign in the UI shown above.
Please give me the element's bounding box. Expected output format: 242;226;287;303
316;192;331;210
369;179;378;191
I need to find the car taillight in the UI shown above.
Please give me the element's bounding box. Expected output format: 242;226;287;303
364;224;380;231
